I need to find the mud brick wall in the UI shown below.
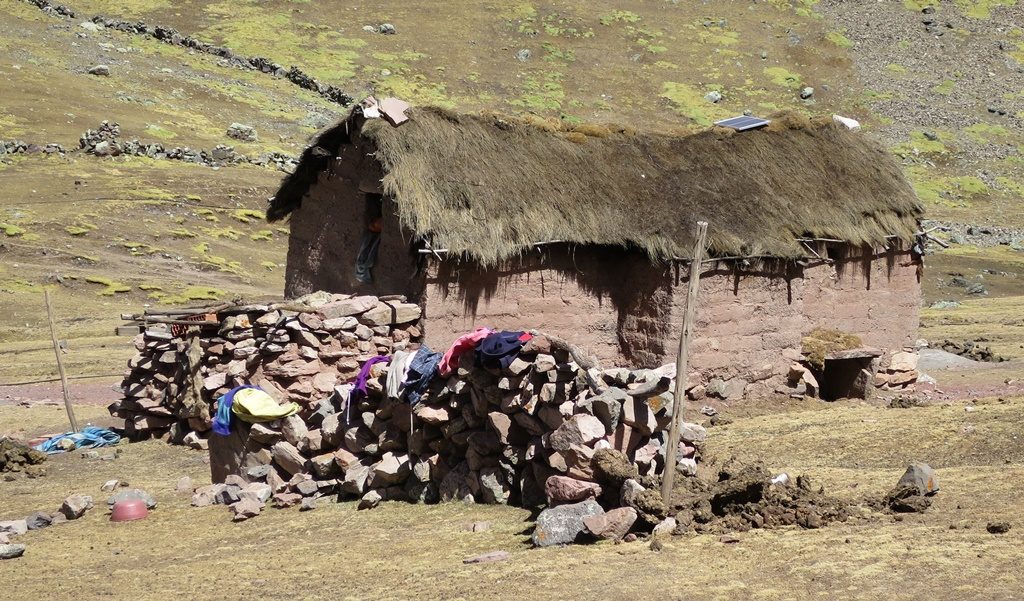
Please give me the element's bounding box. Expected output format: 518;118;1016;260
422;245;922;389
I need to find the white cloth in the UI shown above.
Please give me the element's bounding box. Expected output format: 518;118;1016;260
386;350;417;399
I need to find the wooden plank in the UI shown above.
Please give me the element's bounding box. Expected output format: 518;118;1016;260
661;221;708;506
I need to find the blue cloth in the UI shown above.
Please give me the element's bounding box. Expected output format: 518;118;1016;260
212;385;258;435
476;331;530;370
402;344;442;406
34;426;120;454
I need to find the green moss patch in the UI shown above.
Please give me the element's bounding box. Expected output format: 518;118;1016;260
826;31;854;48
764;67;802;89
158;286;225;305
801;328;863;369
1;223;26;237
85;276;131;296
933;79;956;95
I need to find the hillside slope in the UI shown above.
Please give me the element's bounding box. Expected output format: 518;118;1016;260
1;0;1021;382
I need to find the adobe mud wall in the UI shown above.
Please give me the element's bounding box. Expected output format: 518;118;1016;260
421;246;921;385
283;152;421;300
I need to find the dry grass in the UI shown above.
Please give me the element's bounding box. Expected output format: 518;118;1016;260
2;398;1022;601
271;108;922;264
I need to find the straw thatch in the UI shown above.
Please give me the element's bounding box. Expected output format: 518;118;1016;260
268;107;922;263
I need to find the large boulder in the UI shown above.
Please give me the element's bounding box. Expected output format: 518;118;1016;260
532;498;604;547
897;463;939;496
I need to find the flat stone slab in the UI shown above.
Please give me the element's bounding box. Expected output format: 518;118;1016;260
825;347;883;360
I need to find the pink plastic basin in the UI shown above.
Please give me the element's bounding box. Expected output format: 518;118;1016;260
110;499;149;522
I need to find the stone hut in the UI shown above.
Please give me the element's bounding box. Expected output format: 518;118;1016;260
267;106;924;398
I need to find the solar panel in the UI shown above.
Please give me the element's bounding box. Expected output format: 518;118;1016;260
714;115;771;131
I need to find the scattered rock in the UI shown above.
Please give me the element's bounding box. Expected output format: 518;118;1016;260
226;122;257;142
516;49;531;61
544;475;602;505
0;520;28;537
87;64;110;76
272;492;302;508
653;517;678;536
896;463;939;496
230;498;263;521
358;489;383;510
583;506;638;541
378;23;396;35
0;543;25;560
25;512;53;531
60;494;94;519
463;550;509;564
100;479;126;492
91;140;120;157
704;90;723;103
192;484;223;507
800;87;814;99
986;522;1011;534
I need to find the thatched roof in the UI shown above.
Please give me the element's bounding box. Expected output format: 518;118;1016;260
268;107;922;263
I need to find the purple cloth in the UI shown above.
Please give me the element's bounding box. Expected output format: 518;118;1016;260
352;355;391;404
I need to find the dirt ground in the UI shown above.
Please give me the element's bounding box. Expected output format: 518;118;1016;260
2;384;1021;601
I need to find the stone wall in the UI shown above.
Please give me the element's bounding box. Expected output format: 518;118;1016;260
114;293;706;522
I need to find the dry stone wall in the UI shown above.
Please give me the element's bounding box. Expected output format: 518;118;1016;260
115;293;705;517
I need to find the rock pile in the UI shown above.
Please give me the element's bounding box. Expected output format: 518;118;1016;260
78;121;299;172
938;339;1005;363
24;0;74;17
0;140;66;156
873;350;922;390
0;438;47;479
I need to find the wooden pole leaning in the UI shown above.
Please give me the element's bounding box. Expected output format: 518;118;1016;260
660;221;709;506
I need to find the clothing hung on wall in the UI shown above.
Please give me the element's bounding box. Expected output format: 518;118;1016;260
438;327;493;377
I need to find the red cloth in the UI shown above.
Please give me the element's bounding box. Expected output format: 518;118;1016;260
438;327;493;377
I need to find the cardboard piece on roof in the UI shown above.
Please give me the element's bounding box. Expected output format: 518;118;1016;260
380;97;411;127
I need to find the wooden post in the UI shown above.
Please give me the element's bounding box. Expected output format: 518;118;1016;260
44;288;79;433
661;221;708;506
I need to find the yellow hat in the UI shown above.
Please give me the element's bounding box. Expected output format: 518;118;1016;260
231;387;299;423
